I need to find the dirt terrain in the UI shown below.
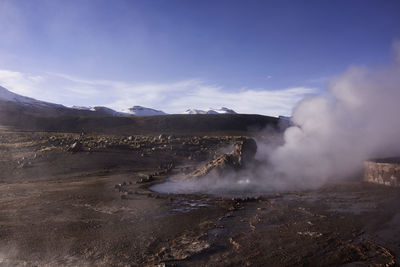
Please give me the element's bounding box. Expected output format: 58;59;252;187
1;125;400;266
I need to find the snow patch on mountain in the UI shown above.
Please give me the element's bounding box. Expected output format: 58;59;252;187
121;106;167;116
72;106;95;111
0;86;64;108
184;107;236;114
0;86;237;117
71;105;123;115
184;109;207;114
92;106;121;115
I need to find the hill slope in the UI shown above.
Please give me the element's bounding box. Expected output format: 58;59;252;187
0;86;281;135
0;108;279;135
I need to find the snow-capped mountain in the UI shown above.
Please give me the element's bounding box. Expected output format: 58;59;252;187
0;86;121;117
0;86;64;109
278;115;291;121
212;107;236;114
71;105;94;111
184;109;208;114
72;105;168;116
0;87;169;117
92;106;122;115
0;86;238;117
71;105;121;115
184;107;236;114
121;106;167;116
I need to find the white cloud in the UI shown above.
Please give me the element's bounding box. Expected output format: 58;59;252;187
106;81;316;116
0;70;44;96
0;69;318;116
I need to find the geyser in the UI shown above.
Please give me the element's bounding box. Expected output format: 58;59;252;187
153;42;400;195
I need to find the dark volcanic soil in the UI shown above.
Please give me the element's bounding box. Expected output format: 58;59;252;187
0;126;399;266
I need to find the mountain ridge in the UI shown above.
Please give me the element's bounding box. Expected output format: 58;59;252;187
0;86;282;135
0;86;240;116
184;107;236;114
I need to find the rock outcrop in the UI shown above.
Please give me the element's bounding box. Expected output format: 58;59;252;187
187;138;257;179
364;157;400;187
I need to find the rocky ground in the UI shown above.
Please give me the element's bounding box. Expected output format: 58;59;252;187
0;125;400;266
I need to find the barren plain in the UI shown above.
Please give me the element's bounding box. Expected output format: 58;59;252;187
0;125;400;266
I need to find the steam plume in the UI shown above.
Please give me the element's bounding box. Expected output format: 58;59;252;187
153;43;400;194
268;42;400;189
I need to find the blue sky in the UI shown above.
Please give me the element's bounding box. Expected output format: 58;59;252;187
0;0;399;116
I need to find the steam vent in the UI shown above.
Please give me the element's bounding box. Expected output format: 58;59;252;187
364;158;400;186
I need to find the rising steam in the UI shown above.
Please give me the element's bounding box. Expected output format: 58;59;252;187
268;42;400;189
152;43;400;195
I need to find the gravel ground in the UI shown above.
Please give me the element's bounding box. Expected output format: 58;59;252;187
0;127;399;266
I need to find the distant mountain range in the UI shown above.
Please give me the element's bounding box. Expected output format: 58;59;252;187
184;107;236;114
0;86;238;116
0;85;285;135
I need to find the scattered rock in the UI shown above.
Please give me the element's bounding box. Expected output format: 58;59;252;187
229;237;241;250
67;141;83;152
232;196;259;203
297;231;323;238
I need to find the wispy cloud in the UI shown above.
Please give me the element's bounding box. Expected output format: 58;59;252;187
0;70;44;95
0;69;318;116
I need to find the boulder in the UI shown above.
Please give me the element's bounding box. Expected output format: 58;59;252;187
187;138;257;179
232;138;257;167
